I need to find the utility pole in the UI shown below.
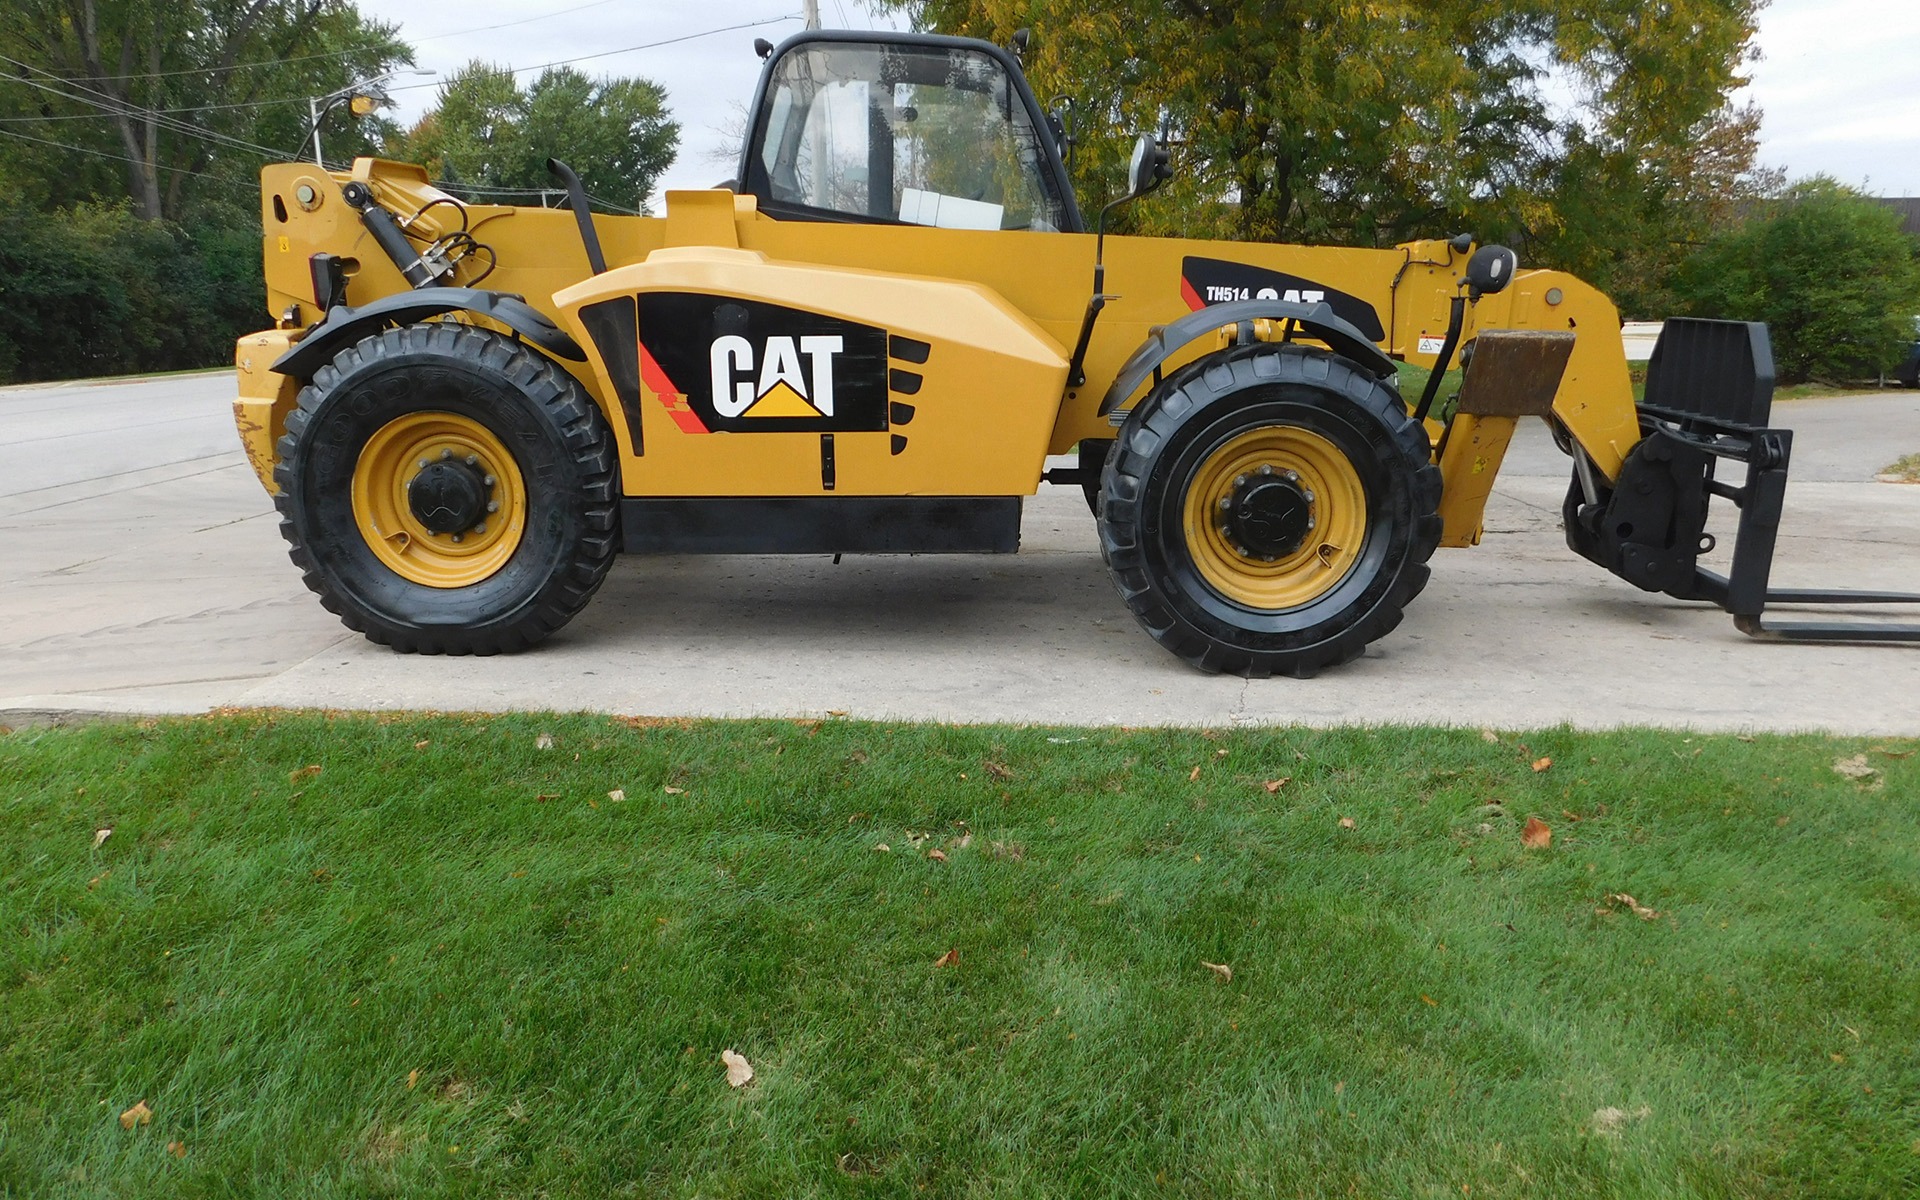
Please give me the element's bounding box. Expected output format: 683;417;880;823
803;0;820;29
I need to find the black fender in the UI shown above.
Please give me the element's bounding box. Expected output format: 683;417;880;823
270;287;586;380
1097;298;1397;419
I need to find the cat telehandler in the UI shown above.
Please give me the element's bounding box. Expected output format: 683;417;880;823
231;28;1920;676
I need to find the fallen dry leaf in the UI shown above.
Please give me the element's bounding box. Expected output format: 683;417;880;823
827;709;849;718
1201;960;1232;982
1337;816;1356;829
1481;729;1500;744
92;827;112;848
933;948;959;969
119;1101;151;1129
1604;892;1661;921
721;1049;754;1088
1521;816;1553;849
874;843;890;852
1532;757;1553;773
289;764;321;783
1263;777;1290;793
957;832;973;850
535;733;555;750
1188;765;1202;782
1420;994;1438;1006
1214;748;1229;759
984;760;1015;781
1591;1105;1651;1136
414;739;430;750
1833;754;1877;781
166;1140;186;1158
607;788;626;802
662;785;684;795
927;848;948;862
407;1069;419;1090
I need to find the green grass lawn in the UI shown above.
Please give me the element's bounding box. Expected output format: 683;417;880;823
3;715;1917;1198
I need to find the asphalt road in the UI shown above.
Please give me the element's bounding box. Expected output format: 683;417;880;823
4;371;1918;732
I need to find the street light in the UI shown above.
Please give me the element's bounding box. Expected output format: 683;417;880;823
307;68;435;166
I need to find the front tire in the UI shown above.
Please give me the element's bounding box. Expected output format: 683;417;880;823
1098;344;1441;677
273;322;617;654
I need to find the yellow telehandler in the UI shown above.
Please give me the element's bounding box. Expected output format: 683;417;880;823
232;29;1920;675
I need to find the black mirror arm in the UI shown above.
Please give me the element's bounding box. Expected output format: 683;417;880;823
1066;192;1140;387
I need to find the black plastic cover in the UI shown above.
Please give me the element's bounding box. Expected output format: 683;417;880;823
271;287;586;379
1642;318;1775;427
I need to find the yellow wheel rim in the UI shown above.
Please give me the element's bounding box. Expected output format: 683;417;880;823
351;412;526;589
1180;425;1367;609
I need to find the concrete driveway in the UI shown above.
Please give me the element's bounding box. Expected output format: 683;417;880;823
3;371;1918;732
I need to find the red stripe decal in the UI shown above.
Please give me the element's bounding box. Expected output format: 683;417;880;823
1179;276;1206;312
638;343;709;435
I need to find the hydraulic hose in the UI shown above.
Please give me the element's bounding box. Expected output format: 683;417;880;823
1413;294;1466;423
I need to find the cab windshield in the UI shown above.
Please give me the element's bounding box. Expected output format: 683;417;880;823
751;41;1071;232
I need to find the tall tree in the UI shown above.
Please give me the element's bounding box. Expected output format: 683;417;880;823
393;63;678;215
0;0;409;221
880;0;1767;306
1674;178;1920;383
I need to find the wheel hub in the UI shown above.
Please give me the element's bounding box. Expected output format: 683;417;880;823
1221;467;1315;560
407;455;490;534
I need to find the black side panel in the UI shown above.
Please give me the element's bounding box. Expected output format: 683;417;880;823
637;293;890;433
621;497;1022;555
1643;318;1775;426
1180;256;1387;341
578;296;643;454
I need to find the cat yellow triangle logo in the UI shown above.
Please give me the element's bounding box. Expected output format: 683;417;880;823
741;379;823;418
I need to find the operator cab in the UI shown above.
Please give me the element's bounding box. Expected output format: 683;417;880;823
738;32;1083;234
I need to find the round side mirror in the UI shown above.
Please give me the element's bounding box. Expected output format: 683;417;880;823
1465;244;1518;298
1128;133;1172;197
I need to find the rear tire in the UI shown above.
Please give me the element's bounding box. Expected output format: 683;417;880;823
1097;344;1441;677
273;323;617;654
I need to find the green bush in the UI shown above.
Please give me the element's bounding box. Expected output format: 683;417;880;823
1673;178;1920;384
0;203;264;384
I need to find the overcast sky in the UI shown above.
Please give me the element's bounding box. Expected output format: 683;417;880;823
379;0;1920;208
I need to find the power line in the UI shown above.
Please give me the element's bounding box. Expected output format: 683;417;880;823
0;91;317;123
38;10;798;84
0;57;291;160
0;125;253;192
381;14;803;90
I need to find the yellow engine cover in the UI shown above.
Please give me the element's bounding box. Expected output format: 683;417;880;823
554;245;1069;498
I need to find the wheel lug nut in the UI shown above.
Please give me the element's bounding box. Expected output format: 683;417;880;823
417;458;428;470
1258;464;1273;475
483;475;496;488
1285;469;1299;481
440;448;452;460
466;455;478;466
1303;490;1316;502
1262;555;1276;562
1218;497;1231;510
486;501;499;514
474;523;487;534
1233;474;1248;487
451;533;463;543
